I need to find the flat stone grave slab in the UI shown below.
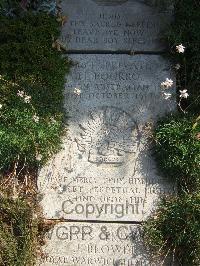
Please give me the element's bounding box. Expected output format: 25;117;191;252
38;54;176;221
59;0;173;51
38;222;160;266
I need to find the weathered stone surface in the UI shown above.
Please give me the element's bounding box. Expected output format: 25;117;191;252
38;222;159;266
38;54;176;221
59;0;173;51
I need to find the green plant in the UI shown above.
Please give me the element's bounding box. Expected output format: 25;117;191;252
167;0;200;114
154;115;200;192
0;12;70;172
0;9;70;266
0;0;58;17
144;2;200;265
144;194;200;266
0;12;69;115
0;193;51;266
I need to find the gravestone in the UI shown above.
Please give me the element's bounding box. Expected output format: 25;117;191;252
38;54;175;221
37;0;176;265
39;223;160;265
59;0;173;51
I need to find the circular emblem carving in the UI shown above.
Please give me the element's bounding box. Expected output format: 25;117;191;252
76;107;140;164
91;0;128;5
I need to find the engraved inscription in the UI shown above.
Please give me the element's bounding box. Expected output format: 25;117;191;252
60;0;173;51
38;55;176;221
39;223;159;266
37;2;175;264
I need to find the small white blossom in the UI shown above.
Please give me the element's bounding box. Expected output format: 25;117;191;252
58;186;64;193
50;117;56;123
163;92;172;100
74;88;81;95
33;114;39;123
32;213;38;220
0;104;3;109
17;90;25;97
24;95;31;103
12;193;18;200
179;89;189;98
175;63;181;70
176;44;185;53
161;78;174;88
36;154;42;161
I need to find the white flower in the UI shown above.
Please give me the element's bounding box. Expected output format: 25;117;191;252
32;213;38;220
176;44;185;53
33;114;39;123
163;92;172;100
161;78;174;88
24;95;31;103
74;87;81;95
36;154;42;161
17;90;25;97
0;104;3;109
12;193;18;200
179;89;189;98
58;185;64;193
175;64;181;70
166;78;173;87
50;117;56;123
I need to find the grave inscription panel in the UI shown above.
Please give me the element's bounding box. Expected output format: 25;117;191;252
60;0;173;51
39;222;160;266
38;2;175;264
38;54;176;221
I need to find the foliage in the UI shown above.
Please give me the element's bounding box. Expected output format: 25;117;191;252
0;12;68;115
144;194;200;266
154;115;200;192
0;193;51;266
143;1;200;265
0;0;58;17
0;8;69;266
166;0;200;114
0;13;70;172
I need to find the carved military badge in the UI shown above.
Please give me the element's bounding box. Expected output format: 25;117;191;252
76;107;140;164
